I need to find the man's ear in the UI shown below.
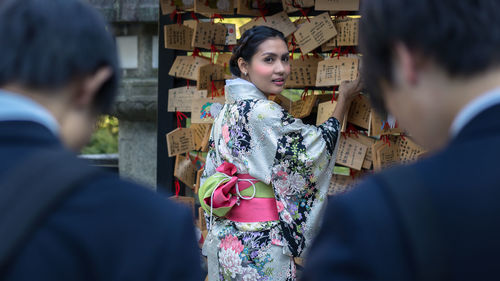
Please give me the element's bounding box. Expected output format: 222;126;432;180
394;43;418;86
74;67;113;108
237;57;248;76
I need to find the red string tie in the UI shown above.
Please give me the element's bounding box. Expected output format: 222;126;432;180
176;111;188;129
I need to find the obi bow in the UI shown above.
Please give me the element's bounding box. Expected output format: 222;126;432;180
198;162;278;229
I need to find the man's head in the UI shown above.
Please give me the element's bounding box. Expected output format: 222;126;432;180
360;0;500;150
0;0;119;150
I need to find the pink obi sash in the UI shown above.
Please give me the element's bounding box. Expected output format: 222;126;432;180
202;162;279;223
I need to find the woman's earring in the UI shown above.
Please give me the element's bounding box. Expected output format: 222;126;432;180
243;71;247;76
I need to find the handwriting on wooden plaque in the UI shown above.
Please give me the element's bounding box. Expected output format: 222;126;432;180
315;0;360;11
192;22;227;49
352;134;376;170
169;56;211;81
316;57;359;87
174;154;197;188
328;17;359;47
285;56;323;88
336;136;368;170
168;86;207;112
194;0;234;14
290;95;317;119
372;138;399;171
190;123;212;150
294;12;338;54
282;0;314;13
347;94;371;130
166;128;196;157
164;24;194;51
240;12;297;37
316;100;337;125
396;137;426;165
198;64;225;90
191;96;226;124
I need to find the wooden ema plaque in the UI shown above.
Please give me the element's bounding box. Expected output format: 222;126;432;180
315;0;360;11
351;134;376;170
281;0;314;13
194;0;234;15
237;0;261;16
327;17;359;47
369;111;404;136
169;56;210;81
347;94;371;130
396;137;426;165
240;11;297;38
316;100;337;125
166;128;196;157
174;154;197;189
316;57;359;87
191;96;226;124
168;86;207;112
275;93;317;119
190;123;212;151
198;64;226;91
294;12;338;54
335;136;368;170
192;22;227;49
194;168;204;195
372;138;399;171
285;56;323;88
164;24;194;51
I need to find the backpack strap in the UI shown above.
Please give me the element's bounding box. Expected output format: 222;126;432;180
0;149;103;272
374;168;448;281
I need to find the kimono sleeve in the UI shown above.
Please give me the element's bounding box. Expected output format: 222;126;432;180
247;100;341;257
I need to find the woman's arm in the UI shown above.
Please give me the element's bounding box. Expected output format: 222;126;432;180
331;77;363;123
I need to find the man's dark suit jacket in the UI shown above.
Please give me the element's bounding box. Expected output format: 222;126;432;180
0;121;202;281
303;104;500;281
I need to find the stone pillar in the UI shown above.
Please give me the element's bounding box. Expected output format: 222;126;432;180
113;24;159;188
89;0;160;188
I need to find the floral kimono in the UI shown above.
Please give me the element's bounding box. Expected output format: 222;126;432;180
201;78;341;281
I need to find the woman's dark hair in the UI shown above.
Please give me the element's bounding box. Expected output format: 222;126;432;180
229;26;287;77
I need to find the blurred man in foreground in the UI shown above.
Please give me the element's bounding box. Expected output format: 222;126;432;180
0;0;201;280
304;1;500;280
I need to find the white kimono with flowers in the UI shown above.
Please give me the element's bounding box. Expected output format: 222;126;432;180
201;78;340;281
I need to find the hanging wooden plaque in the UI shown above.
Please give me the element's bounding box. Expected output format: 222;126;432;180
169;56;211;81
315;0;360;11
294;12;338;54
166;128;196;157
168;86;207;112
164;24;194;51
316;57;359;87
192;22;227;49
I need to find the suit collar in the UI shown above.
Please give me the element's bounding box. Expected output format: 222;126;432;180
451;104;500;144
0;121;62;148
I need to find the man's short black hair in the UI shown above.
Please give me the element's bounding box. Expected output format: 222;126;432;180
0;0;120;113
360;0;500;115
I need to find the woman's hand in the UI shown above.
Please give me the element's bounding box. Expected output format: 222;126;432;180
338;77;363;103
331;76;363;123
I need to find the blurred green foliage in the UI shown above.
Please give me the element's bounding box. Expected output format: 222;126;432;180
81;115;119;154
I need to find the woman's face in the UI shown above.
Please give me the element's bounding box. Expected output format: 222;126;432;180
240;37;290;95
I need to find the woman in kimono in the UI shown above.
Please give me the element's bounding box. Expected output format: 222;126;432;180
199;26;362;281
